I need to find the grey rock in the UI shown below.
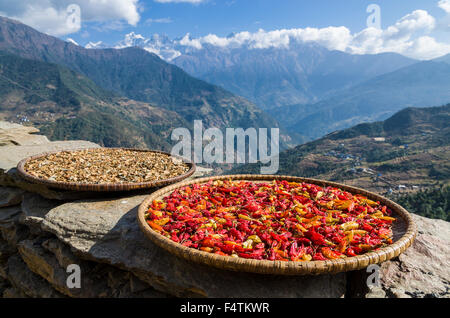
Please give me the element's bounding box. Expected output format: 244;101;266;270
0;121;40;132
0;238;16;280
365;286;386;298
31;194;346;298
0;238;16;264
0;206;29;246
20;193;60;231
0;205;22;223
0;275;9;294
18;237;167;298
0;131;49;147
11;190;450;298
5;254;65;298
374;214;450;298
3;287;28;298
17;238;111;297
0;121;48;147
389;287;411;298
0;187;25;207
0;169;100;200
41;238;80;269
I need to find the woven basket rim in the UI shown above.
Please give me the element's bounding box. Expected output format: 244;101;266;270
16;147;196;192
137;174;417;275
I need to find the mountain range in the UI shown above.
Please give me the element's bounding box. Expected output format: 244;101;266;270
0;50;188;150
91;31;450;143
172;42;417;110
0;16;285;150
100;31;418;110
1;16;449;154
230;103;450;195
272;59;450;140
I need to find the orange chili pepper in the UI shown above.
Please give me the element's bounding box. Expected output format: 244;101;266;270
147;220;163;232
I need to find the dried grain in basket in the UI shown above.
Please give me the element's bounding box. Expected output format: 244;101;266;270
17;148;196;192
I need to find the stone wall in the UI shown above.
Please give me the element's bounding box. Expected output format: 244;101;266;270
0;122;448;298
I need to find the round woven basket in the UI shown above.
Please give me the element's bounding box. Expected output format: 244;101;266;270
137;174;416;275
16;147;196;192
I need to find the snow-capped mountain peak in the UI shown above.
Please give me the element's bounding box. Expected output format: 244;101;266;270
113;32;181;61
66;38;79;46
115;32;149;48
85;41;107;49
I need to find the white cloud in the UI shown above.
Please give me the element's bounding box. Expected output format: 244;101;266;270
438;0;450;13
0;4;82;36
0;0;141;36
171;9;449;60
176;27;352;51
404;36;450;59
288;27;353;51
78;3;448;61
179;33;203;49
77;0;140;25
393;9;436;35
347;10;448;59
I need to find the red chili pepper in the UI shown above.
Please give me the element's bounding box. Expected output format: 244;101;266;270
313;252;327;261
182;240;193;247
230;228;245;242
345;248;357;257
296;237;312;245
145;179;395;261
201;238;216;248
244;201;260;212
307;229;327;246
171;233;180;242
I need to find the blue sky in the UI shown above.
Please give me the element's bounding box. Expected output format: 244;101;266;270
1;0;450;59
74;0;450;43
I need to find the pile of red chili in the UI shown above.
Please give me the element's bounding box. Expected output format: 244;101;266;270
145;180;396;261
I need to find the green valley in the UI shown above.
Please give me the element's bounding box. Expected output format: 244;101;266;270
0;51;187;150
229;104;450;220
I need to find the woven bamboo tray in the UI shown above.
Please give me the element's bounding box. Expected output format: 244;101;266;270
137;174;416;275
16;148;196;192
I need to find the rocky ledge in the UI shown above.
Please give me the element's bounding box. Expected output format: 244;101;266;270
0;122;448;298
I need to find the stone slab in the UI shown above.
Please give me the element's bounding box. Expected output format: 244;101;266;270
21;194;346;298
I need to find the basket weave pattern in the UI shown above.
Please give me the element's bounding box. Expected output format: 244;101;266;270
137;174;417;275
16;148;196;192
